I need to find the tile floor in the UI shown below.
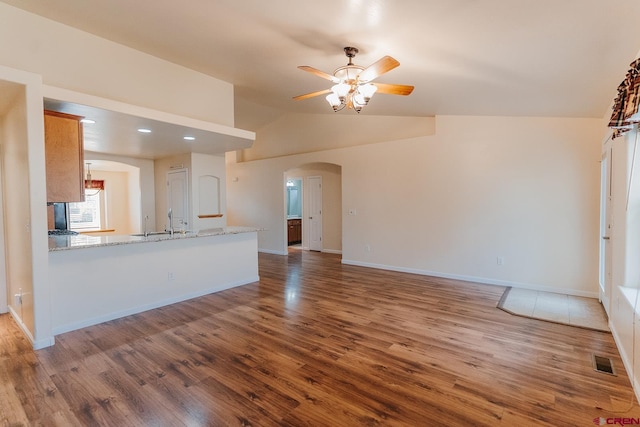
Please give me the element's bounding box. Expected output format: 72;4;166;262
498;287;610;332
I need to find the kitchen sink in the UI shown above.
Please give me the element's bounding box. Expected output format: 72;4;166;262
131;230;193;237
130;231;171;237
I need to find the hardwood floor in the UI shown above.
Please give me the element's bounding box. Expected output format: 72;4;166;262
1;250;639;426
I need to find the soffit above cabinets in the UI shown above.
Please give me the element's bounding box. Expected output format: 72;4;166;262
43;97;255;160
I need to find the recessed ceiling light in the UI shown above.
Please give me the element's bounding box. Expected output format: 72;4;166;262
138;128;152;133
80;118;96;124
183;136;195;141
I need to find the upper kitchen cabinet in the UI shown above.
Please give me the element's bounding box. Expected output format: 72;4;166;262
44;110;84;203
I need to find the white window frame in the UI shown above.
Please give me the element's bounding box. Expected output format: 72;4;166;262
68;190;106;231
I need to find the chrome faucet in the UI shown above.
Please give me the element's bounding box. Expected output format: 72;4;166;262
167;208;174;236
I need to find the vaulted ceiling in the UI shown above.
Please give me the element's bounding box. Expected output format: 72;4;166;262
4;0;640;132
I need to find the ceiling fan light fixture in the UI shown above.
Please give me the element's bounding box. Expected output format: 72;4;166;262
326;92;342;111
332;82;351;99
295;46;413;113
353;93;366;107
359;83;377;99
334;65;363;82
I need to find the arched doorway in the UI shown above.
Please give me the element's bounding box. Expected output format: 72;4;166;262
81;159;142;235
284;162;342;255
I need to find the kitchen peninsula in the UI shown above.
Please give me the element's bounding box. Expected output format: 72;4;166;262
48;226;260;335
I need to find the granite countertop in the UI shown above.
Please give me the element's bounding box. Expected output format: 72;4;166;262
48;226;262;252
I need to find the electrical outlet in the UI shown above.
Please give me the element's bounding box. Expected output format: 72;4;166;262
14;293;22;305
168;272;175;281
497;256;505;265
365;244;371;252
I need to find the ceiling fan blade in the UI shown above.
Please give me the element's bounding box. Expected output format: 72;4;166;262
293;88;332;101
358;56;400;83
374;83;414;96
298;66;340;83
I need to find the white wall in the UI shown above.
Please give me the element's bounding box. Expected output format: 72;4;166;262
0;66;51;348
154;153;229;232
0;86;19;314
88;170;133;234
88;153;229;235
0;88;33;326
227;114;602;296
154;154;191;232
0;3;234;126
85;152;155;234
239;113;435;161
191;153;227;231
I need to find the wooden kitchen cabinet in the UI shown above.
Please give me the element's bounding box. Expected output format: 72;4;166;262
287;218;301;245
44;110;84;203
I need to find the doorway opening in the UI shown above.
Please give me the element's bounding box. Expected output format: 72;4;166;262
167;168;189;233
286;178;302;247
284;163;342;255
79;159;142;235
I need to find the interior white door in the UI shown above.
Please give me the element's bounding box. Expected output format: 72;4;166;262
308;176;322;251
167;168;189;232
600;147;612;316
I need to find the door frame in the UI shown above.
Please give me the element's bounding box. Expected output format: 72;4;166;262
285;176;303;248
282;163;342;256
166;168;189;232
308;175;322;252
600;144;613;315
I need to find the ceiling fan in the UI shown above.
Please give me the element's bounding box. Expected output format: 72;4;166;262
293;47;414;113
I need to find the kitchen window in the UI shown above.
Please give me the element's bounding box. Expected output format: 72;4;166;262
69;190;105;231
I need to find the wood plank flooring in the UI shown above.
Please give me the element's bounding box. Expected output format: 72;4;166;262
1;250;639;426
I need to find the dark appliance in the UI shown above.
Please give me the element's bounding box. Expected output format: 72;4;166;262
48;203;78;236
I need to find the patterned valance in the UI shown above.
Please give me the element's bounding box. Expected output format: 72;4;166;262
85;179;104;190
609;58;640;138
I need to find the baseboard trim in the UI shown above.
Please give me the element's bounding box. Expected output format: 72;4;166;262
259;248;288;255
259;248;342;255
322;249;342;255
340;259;599;298
8;306;55;349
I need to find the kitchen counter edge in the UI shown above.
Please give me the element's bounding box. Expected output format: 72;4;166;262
48;226;263;252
